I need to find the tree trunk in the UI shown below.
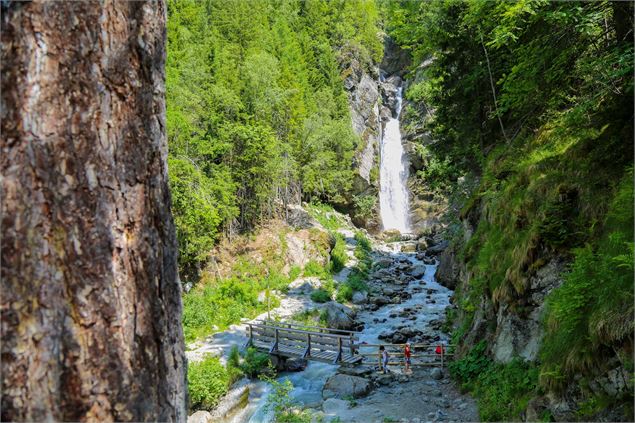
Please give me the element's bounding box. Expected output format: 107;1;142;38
1;1;186;421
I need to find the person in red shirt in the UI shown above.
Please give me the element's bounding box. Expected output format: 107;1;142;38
404;342;412;374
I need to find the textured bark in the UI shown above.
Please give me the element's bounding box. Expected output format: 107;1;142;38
1;1;186;421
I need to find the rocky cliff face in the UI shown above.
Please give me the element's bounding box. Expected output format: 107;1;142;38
436;205;632;421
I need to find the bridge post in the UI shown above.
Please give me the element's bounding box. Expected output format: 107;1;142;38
248;324;253;347
303;333;311;359
333;337;342;364
441;344;445;368
269;328;279;354
349;334;355;356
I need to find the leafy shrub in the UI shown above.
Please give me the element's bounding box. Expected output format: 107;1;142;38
311;289;332;303
182;275;281;342
354;231;372;252
228;346;241;369
263;378;311;423
240;347;272;378
541;170;634;390
474;359;539;421
188;355;232;410
449;340;492;385
336;284;353;302
303;260;328;278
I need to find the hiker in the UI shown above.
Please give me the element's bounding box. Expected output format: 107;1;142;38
404;342;412;374
380;345;389;374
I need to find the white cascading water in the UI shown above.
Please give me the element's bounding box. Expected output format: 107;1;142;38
379;86;410;233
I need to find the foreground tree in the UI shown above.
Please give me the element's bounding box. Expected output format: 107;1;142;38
1;1;186;421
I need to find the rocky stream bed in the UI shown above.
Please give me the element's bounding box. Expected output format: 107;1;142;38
186;230;478;423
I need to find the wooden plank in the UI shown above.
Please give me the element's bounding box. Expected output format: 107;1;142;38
259;320;359;337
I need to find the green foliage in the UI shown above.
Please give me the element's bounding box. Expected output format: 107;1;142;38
228;346;241;370
167;0;383;279
541;170;634;390
352;194;377;221
311;288;332;303
303;260;329;279
336;231;371;302
263;378;311;423
450;343;539;421
240;347;273;378
449;341;492;384
330;233;348;273
188;355;233;410
182;265;295;342
474;359;540;421
306;202;346;231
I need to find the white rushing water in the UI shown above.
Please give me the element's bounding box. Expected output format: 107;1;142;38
379;85;410;233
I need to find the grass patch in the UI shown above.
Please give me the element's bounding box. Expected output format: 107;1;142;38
336;231;372;302
330;233;348;273
183;268;292;342
306;202;347;231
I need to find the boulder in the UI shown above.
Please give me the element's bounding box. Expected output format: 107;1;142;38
411;265;426;278
323;374;372;399
288;277;321;295
427;239;449;254
285;358;308;372
323;302;356;330
371;296;391;306
352;291;368;305
188;411;212;423
400;242;417;253
435;249;459;289
431;368;444;380
374;257;393;269
286;204;321;229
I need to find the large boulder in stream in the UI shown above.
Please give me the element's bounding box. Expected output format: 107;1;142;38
352;291;368;305
322;302;356;330
323;374;372;399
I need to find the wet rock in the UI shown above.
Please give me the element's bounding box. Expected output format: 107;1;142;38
400;242;417;253
427;239;449;254
323;302;356;330
352;291;368;305
338;366;373;377
295;392;322;409
431;368;444;380
374;258;393;269
285;358;307;372
410;265;426;278
372;296;391;306
323;374;372;399
376;373;394;385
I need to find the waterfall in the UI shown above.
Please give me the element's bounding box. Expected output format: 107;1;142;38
379;85;410;233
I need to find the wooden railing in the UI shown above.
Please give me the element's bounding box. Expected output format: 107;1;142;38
245;322;361;365
246;321;452;368
356;343;454;368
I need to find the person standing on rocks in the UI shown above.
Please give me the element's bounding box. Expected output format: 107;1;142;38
404;342;412;374
380;345;389;374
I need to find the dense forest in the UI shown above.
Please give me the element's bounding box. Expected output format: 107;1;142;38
166;0;382;280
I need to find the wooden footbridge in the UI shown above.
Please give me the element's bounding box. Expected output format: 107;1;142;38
245;320;453;368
